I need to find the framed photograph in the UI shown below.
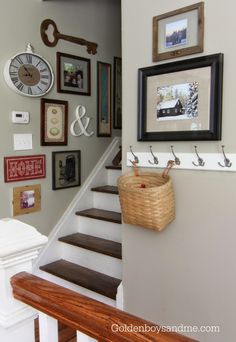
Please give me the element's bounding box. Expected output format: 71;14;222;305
113;57;122;129
12;184;41;216
138;53;223;141
52;150;81;190
41;98;68;146
153;2;204;62
4;155;46;182
97;61;111;137
57;52;91;95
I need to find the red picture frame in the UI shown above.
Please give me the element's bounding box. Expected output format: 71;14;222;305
4;155;46;182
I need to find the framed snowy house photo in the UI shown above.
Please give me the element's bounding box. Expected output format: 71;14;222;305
138;53;223;141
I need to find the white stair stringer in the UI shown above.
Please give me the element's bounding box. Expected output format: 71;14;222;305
33;137;123;307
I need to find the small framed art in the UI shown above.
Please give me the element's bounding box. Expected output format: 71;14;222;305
52;150;81;190
153;2;204;62
57;52;91;95
12;184;41;216
41;98;68;146
97;61;111;137
138;53;223;141
113;57;122;129
4;155;46;182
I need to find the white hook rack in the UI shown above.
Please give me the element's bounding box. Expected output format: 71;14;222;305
127;151;236;172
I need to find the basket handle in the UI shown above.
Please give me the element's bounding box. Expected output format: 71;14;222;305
131;161;139;176
162;160;175;178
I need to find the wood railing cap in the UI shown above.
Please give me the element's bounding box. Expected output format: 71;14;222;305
11;272;198;342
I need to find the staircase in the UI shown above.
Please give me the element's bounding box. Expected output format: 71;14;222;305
35;138;123;308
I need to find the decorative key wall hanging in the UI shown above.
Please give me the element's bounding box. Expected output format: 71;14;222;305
40;19;98;55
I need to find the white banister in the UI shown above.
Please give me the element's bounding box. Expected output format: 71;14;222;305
76;331;97;341
39;312;58;342
0;218;48;342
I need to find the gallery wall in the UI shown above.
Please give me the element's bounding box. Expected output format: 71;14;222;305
0;0;121;235
121;0;236;341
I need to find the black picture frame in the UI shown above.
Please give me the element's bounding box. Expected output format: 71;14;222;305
52;150;81;190
138;53;223;141
57;52;91;96
97;61;112;137
113;57;122;129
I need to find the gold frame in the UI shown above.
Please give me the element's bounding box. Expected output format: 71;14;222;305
153;2;204;62
12;184;41;216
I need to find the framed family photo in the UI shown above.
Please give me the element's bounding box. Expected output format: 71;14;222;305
97;61;111;137
41;98;68;146
12;184;41;216
52;150;81;190
57;52;91;95
153;2;204;62
138;54;223;141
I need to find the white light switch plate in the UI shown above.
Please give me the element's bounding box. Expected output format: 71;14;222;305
13;134;33;150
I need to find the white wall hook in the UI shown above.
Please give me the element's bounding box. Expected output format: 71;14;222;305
218;145;232;168
192;145;205;167
148;145;158;165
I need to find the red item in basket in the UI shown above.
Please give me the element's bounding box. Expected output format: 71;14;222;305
140;183;146;188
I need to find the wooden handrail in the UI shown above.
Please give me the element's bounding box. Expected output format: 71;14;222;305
11;272;198;342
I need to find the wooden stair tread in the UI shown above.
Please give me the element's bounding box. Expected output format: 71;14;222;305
91;185;118;194
59;233;122;259
40;259;121;300
76;208;121;224
105;165;121;170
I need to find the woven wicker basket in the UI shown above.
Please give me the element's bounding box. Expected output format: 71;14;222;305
118;171;175;231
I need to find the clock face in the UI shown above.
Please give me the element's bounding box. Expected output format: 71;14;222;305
4;52;54;97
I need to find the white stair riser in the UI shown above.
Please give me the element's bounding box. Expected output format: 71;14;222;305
61;243;122;279
107;169;121;186
36;269;116;307
93;192;120;212
78;217;122;243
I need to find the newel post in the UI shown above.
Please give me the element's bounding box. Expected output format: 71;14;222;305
0;218;48;342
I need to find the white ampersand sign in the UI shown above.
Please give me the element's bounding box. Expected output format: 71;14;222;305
70;105;94;137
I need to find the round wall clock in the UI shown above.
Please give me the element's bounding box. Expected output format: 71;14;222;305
3;44;54;97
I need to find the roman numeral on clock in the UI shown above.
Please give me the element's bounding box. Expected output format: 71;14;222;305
15;56;23;65
10;71;18;77
41;81;48;86
17;83;24;91
28;87;33;95
11;77;19;84
26;54;32;64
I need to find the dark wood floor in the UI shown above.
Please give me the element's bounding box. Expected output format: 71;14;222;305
35;318;76;342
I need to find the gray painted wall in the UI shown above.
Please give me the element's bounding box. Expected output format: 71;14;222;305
0;0;121;236
122;0;236;341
